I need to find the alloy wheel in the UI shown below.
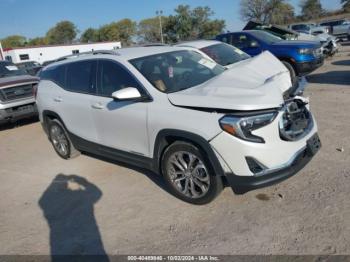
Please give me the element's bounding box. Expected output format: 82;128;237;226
50;125;69;157
166;151;210;198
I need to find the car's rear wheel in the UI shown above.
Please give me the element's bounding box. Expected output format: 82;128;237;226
282;61;298;91
161;141;223;204
48;119;80;159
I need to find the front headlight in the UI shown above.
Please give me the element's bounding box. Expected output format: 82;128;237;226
298;48;313;55
219;112;278;143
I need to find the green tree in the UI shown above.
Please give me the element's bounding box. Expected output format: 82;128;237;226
341;0;350;12
0;35;26;48
98;19;136;45
27;37;48;46
138;16;168;43
300;0;323;20
80;28;99;43
46;21;78;44
164;5;225;42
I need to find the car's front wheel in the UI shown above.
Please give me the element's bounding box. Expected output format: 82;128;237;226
161;141;223;204
48;119;80;159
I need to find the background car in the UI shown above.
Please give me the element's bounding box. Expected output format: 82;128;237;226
175;40;251;68
244;21;337;57
216;30;324;88
319;19;350;40
175;40;299;97
0;61;39;124
16;61;43;76
288;23;330;35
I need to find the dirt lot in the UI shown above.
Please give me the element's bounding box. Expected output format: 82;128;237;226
0;44;350;256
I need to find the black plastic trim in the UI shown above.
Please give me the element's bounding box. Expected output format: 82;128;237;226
153;129;225;177
67;131;154;171
226;146;316;194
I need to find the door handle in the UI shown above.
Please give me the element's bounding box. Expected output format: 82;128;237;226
91;103;104;110
53;97;62;102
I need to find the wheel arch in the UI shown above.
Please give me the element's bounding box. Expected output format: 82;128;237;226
41;110;66;135
278;57;298;74
152;129;225;177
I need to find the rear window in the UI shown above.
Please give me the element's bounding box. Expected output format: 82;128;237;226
0;62;27;78
200;43;250;66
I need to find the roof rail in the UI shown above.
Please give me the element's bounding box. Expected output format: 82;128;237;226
55;49;119;62
141;43;168;47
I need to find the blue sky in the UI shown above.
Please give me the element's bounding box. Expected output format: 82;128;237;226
0;0;342;39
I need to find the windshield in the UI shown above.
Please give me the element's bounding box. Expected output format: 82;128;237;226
249;31;282;44
200;43;250;66
130;50;225;93
0;62;27;78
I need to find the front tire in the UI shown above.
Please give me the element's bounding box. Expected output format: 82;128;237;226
48;119;80;159
161;141;223;205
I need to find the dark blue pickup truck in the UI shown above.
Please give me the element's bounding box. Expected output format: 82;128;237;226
216;30;324;87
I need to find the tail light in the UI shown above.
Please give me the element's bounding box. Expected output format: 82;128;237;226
32;83;38;99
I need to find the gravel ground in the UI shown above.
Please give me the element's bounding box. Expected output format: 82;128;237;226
0;44;349;256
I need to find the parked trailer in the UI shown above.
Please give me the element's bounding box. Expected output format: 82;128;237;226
2;41;121;64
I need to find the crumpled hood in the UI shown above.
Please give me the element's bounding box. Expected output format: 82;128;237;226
168;51;286;111
225;51;291;93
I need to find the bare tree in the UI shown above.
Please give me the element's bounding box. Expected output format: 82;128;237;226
240;0;285;24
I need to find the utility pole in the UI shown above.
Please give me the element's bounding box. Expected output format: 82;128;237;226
156;10;164;44
0;42;4;60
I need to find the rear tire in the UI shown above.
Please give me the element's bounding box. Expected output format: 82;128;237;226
161;141;223;205
48;119;80;159
282;61;298;92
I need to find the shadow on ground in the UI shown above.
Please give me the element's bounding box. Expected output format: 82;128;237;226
332;60;350;66
340;41;350;47
0;117;38;131
39;174;110;261
306;71;350;86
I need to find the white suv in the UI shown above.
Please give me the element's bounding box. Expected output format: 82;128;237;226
36;47;321;204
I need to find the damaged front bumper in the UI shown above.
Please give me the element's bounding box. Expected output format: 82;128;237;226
210;97;320;194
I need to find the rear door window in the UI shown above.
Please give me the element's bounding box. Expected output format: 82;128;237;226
66;60;96;94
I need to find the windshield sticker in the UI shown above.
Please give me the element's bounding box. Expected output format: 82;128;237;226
235;48;245;55
198;58;216;69
168;66;174;78
5;66;19;71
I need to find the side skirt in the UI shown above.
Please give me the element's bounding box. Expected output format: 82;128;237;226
68;132;156;172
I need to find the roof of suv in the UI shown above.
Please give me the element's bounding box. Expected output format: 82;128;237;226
44;46;191;69
116;46;187;60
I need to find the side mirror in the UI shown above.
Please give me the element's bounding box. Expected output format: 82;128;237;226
111;87;142;101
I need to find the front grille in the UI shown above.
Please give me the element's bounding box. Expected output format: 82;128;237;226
0;84;33;102
279;100;313;141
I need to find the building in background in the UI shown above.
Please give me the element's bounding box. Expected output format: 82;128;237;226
2;41;122;64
